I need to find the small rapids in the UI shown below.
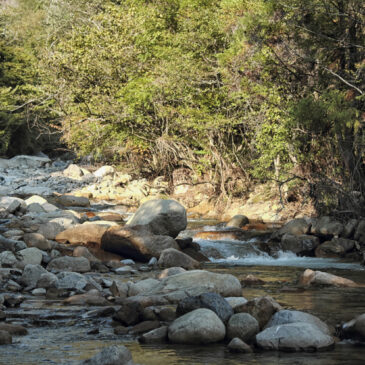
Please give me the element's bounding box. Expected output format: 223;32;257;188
195;237;365;271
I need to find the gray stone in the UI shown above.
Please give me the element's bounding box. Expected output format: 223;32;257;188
176;292;234;324
73;246;99;262
227;313;259;341
265;310;331;335
225;297;248;311
57;195;90;207
38;218;76;240
8;155;50;168
80;345;134;365
227;337;253;353
145;270;242;298
19;247;43;265
139;326;168;344
127;199;187;238
0;251;18;267
158;267;186;279
273;218;311;239
354;220;365;244
279;234;320;255
21;264;47;288
256;322;334;351
311;216;344;237
341;313;365;341
128;278;160;297
64;164;84;179
158;248;200;270
0;330;12;345
56;272;88;290
47;256;90;273
32;288;46;296
37;272;59;289
315;238;355;258
343;219;358;239
168;308;225;344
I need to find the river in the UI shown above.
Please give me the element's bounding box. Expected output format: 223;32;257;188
1;217;365;364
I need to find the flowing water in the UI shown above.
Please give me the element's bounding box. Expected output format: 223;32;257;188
1;218;365;364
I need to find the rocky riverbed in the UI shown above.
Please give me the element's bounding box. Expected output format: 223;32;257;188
1;155;365;364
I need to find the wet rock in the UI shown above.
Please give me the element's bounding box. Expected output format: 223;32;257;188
139;326;168;344
19;247;43;265
168;308;225;344
145;270;242;298
0;330;12;345
278;234;320;255
56;223;108;246
181;247;208;262
21;264;47;288
128;278;160;297
64;289;110;306
113;300;143;326
57;195;90;207
0;323;28;336
158;267;186;279
226;215;249;228
158;248;200;270
101;225;179;262
311;216;344;238
23;233;52;251
266;310;331;335
227;313;259;341
235;296;282;329
227;337;253;353
272;218;311;239
315;238;356;258
127;199;187;238
256;322;334;352
176;292;233;324
130;320;160;335
341;313;365;342
47;256;90;273
80;345;134;365
299;269;357;287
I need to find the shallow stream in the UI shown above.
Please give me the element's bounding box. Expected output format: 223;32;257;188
1;217;365;364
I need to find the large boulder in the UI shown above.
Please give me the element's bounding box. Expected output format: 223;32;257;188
227;313;259;341
80;345;134;365
256;322;334;352
272;218;311;239
145;270;242;298
315;238;355;258
176;292;234;324
265;310;331;335
101;225;180;262
168;308;225;344
299;269;358;287
127;199;187;238
341;313;365;342
158;248;200;270
278;234;320;255
56;224;108;246
310;216;344;237
47;256;90;273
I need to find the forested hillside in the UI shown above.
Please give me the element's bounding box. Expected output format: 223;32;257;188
0;0;364;215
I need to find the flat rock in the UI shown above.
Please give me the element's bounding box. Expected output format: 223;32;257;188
47;256;90;273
